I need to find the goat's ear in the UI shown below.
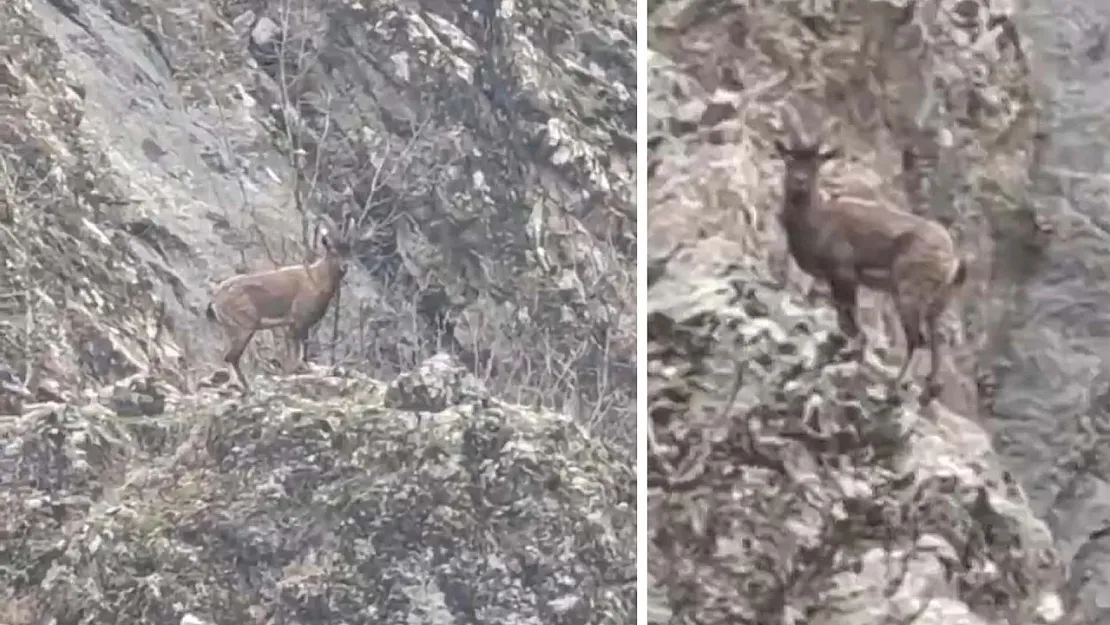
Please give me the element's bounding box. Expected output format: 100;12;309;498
773;139;790;157
818;147;841;161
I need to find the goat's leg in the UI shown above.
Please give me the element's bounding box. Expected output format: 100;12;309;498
922;314;944;404
224;329;256;395
830;279;866;359
281;329;297;373
286;326;310;374
893;299;924;388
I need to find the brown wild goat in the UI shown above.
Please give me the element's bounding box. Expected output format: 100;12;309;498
206;216;356;393
772;137;968;402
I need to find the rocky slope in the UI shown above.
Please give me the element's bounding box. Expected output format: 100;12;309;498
0;0;635;620
647;0;1067;622
0;0;635;441
1;354;635;624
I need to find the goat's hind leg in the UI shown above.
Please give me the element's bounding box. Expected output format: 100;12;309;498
920;314;945;404
224;329;256;395
893;298;924;391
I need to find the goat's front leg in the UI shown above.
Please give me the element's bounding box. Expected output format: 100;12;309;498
830;279;866;359
284;327;311;374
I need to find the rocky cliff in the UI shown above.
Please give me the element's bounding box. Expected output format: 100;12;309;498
0;0;635;620
0;0;635;441
647;0;1066;622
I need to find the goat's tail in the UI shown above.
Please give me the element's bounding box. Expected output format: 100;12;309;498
205;302;218;322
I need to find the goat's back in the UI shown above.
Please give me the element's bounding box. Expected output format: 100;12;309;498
211;265;309;327
823;192;956;289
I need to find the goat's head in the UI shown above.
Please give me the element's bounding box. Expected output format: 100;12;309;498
317;214;357;277
773;139;840;197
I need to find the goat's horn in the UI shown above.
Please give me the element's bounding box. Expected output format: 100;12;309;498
781;101;803;145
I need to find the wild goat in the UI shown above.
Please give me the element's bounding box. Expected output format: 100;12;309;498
205;216;355;393
772;137;968;402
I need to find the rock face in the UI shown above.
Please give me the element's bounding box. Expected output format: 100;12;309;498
0;358;635;623
0;0;635;442
0;0;634;620
648;0;1065;622
648;263;1061;625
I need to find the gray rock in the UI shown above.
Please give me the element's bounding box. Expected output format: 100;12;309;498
250;16;279;47
105;374;166;417
385;352;488;412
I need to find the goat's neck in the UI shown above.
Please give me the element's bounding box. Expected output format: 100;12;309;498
781;180;820;228
307;257;342;289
